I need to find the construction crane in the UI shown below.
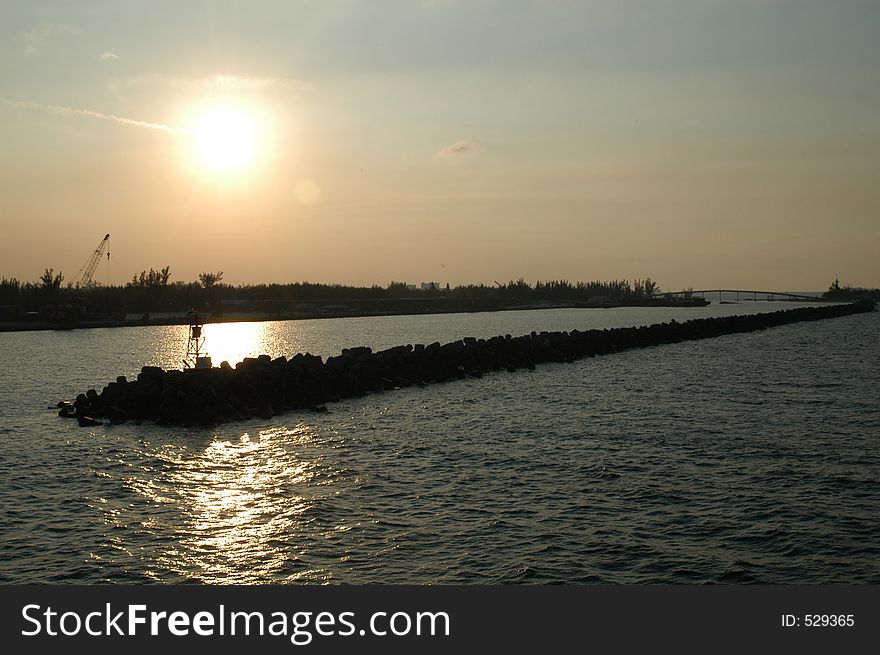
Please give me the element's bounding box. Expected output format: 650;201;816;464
74;233;110;288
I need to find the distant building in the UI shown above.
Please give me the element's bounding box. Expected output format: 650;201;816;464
405;284;417;291
318;304;351;314
220;298;252;308
421;282;439;291
0;305;23;320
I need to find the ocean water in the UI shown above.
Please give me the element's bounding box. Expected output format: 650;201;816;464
0;303;877;584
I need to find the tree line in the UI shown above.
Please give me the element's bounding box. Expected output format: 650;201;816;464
0;267;660;317
823;278;880;301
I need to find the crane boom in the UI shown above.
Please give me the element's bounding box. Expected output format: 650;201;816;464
75;233;110;288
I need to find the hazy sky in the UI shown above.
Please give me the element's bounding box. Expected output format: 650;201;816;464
1;0;878;291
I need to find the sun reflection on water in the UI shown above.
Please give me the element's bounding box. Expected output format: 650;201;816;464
201;321;271;368
143;318;330;373
146;321;279;371
121;424;335;583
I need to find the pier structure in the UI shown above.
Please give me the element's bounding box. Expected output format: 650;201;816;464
657;289;823;303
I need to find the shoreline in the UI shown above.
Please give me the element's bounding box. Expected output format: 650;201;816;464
0;298;722;334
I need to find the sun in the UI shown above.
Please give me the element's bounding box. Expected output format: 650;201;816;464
191;108;259;174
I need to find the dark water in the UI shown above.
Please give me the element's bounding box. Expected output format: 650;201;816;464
1;303;878;583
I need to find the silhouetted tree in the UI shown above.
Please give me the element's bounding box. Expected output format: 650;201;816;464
39;268;64;291
198;271;224;289
0;277;22;305
126;266;171;313
823;278;880;301
633;277;659;297
128;266;171;288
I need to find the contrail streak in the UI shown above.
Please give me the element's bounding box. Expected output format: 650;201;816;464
0;98;191;134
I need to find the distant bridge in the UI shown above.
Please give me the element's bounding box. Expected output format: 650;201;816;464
657;289;823;302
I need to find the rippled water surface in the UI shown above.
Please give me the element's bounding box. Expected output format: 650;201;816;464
1;304;878;583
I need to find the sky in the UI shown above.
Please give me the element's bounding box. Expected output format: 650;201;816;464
1;0;878;292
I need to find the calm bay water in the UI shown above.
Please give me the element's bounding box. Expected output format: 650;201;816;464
1;303;878;584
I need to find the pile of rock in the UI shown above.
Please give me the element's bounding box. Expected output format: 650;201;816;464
58;300;874;427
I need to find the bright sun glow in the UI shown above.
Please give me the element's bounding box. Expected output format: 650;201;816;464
192;108;260;174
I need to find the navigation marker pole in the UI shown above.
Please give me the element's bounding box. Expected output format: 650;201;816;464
184;310;212;370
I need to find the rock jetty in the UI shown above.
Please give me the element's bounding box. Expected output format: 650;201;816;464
59;301;875;428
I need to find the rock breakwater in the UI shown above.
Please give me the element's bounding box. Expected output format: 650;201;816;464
59;301;875;427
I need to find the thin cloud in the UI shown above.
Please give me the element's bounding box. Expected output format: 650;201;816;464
437;139;482;157
122;73;311;92
0;99;189;134
22;23;82;54
198;74;311;91
99;51;120;61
